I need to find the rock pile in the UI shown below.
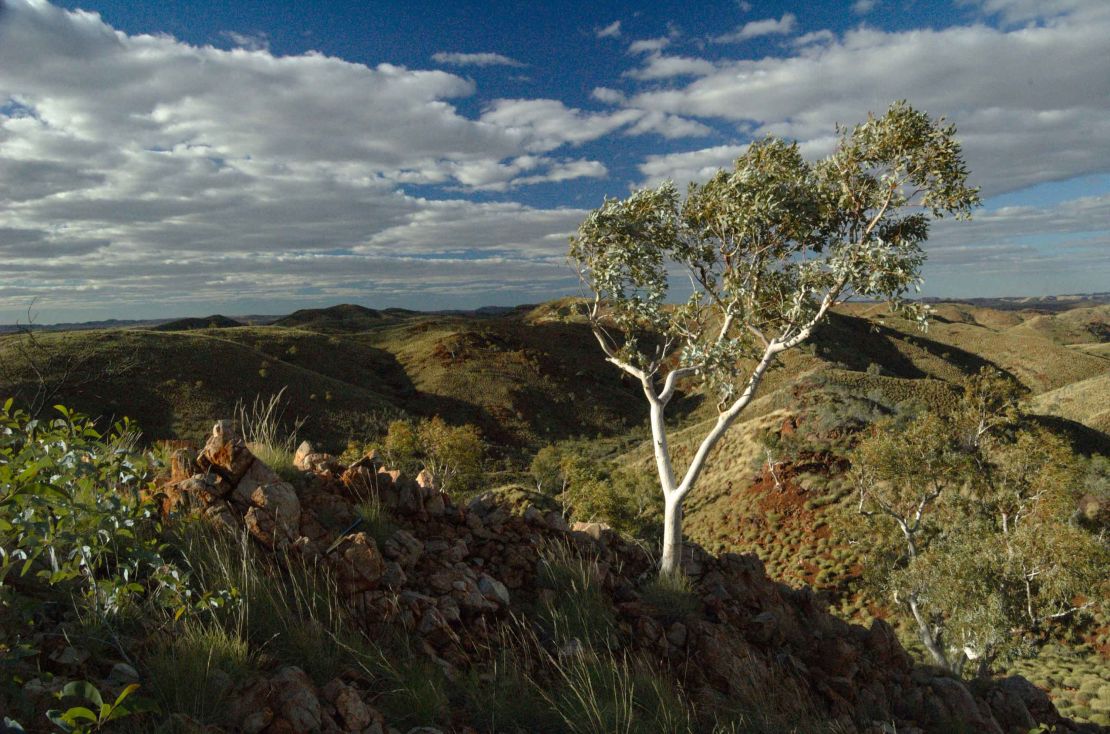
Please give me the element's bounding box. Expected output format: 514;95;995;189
157;421;1089;734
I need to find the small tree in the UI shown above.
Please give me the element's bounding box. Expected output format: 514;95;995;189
569;102;979;575
418;416;484;495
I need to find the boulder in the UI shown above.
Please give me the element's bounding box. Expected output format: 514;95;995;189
477;573;510;607
330;532;386;595
200;420;255;485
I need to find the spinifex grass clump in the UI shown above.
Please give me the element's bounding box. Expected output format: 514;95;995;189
233;386;305;482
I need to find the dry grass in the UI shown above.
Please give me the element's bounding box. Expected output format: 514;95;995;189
1028;371;1110;434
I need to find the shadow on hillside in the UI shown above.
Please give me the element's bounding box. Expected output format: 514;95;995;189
812;312;1015;383
1029;414;1110;457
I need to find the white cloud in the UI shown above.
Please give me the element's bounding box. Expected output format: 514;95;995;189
852;0;879;15
0;0;599;319
479;99;643;151
590;87;626;104
219;30;270;52
713;13;797;43
596;20;621;39
431;51;524;67
638;144;748;185
961;0;1108;24
628;36;671;54
629;11;1110;196
624;54;717;80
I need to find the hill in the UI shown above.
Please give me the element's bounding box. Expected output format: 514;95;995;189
0;310;645;452
273;303;392;332
1030;372;1110;434
152;314;245;331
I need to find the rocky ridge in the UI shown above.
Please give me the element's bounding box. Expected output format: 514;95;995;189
155;420;1097;734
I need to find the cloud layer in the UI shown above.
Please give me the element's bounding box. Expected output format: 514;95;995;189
1;0;1109;320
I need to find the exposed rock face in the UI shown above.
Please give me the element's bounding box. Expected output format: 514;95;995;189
158;423;1090;734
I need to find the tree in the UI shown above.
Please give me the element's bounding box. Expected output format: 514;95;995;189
854;372;1109;675
569;102;979;575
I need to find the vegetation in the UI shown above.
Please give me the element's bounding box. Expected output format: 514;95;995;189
0;281;1107;728
853;370;1109;676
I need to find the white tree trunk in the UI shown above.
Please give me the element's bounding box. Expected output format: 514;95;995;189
660;492;683;575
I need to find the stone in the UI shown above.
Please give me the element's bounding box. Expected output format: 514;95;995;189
331;532;386;595
424;492;446;516
204;502;242;533
321;678;374;732
250;481;300;527
571;521;611;541
271;666;322;733
415;469;438;494
294;440;315;469
666;622;687;648
382;529;423;569
477;573;510;607
107;662;139;685
202;420;255;484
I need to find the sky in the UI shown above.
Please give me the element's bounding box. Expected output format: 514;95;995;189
1;0;1109;323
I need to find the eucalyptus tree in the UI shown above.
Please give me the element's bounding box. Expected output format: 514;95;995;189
854;375;1109;675
569;102;979;576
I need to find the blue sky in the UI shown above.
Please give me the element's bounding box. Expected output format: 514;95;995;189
2;0;1109;321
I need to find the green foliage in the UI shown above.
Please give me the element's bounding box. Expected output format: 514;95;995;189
553;448;662;540
530;444;568;495
570;101;979;398
46;680;143;733
0;402;194;623
852;370;1110;674
379;417;485;494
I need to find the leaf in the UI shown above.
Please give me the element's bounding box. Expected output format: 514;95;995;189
45;709;74;733
63;706;98;723
112;683;140;709
60;681;103;708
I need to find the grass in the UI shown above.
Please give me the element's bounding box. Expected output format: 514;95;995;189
640;571;700;623
144;622;256;726
353;490;399;545
234;387;305;482
534;539;618;648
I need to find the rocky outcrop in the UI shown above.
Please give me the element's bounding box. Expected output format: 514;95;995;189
157;421;1091;734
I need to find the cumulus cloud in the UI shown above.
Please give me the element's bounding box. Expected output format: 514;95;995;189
961;0;1108;24
851;0;878;15
629;7;1110;196
712;13;797;43
431;51;524;67
0;1;598;319
596;20;621;39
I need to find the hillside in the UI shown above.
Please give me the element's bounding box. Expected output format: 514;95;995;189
1;412;1089;733
1030;372;1110;434
0;309;646;452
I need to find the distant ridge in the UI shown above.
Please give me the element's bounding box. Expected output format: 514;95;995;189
273;303;389;332
152;315;245;331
